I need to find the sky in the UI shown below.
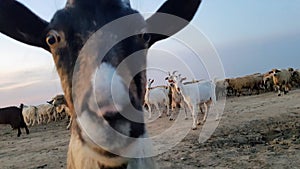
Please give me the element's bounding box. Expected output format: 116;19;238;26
0;0;300;107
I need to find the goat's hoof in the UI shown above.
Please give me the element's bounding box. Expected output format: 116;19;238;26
278;94;281;96
169;118;174;121
158;115;162;118
185;117;188;120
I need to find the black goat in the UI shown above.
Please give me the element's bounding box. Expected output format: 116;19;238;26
0;104;29;137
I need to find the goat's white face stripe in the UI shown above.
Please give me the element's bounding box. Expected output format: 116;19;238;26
77;62;133;151
92;62;130;115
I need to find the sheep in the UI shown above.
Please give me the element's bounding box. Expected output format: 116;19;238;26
47;94;67;106
290;69;300;88
144;79;170;119
48;94;72;129
167;73;216;129
263;72;275;92
225;73;263;97
270;69;292;96
0;104;29;137
214;79;227;100
36;104;56;124
55;104;72;130
22;105;39;126
0;0;201;168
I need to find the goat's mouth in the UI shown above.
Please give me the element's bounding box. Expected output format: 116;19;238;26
168;80;175;83
76;102;146;156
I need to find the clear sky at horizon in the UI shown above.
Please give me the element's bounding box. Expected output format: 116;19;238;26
0;0;300;107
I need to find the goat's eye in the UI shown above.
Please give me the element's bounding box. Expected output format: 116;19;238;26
46;30;61;47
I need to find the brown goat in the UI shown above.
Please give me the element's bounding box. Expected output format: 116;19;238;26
0;104;29;137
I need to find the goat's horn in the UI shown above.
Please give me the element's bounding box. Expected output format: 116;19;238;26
172;71;178;75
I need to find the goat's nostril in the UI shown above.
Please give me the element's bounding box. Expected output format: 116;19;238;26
102;111;122;122
46;35;56;46
56;35;61;43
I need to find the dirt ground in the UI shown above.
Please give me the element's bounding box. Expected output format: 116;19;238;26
0;90;299;169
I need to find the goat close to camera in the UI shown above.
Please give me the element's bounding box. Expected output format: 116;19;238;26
0;0;201;168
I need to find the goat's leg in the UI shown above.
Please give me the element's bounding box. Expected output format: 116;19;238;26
47;113;51;123
197;104;204;125
165;103;170;117
147;104;152;119
25;126;29;134
169;101;177;121
201;103;208;124
169;106;175;121
31;117;35;126
155;103;162;118
183;101;188;120
277;85;282;96
17;127;21;137
66;117;72;130
191;105;197;130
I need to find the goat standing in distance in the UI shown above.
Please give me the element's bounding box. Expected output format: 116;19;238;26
166;72;216;130
0;104;29;137
0;0;201;168
144;79;170;119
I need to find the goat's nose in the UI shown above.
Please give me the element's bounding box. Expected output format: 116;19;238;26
103;111;123;125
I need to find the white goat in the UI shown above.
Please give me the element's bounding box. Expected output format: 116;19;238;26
48;94;72;129
55;104;72;129
144;79;170;119
167;74;216;129
22;105;39;126
36;104;56;124
165;73;189;121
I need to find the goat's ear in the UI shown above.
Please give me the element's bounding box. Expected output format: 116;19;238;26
180;77;187;83
165;77;169;80
146;0;201;47
0;1;49;51
275;69;281;73
151;79;154;84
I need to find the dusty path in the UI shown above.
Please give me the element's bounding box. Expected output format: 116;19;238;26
0;90;299;169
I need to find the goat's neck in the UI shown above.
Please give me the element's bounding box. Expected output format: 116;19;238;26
67;122;128;169
67;121;157;169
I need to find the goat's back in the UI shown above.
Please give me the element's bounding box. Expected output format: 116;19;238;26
0;106;23;128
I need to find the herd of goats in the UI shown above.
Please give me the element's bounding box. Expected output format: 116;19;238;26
1;67;300;137
144;67;300;129
0;95;71;137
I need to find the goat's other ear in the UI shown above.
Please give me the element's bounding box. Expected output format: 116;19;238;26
146;0;201;47
0;0;49;51
47;100;54;105
151;79;155;84
180;77;187;83
275;69;281;73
